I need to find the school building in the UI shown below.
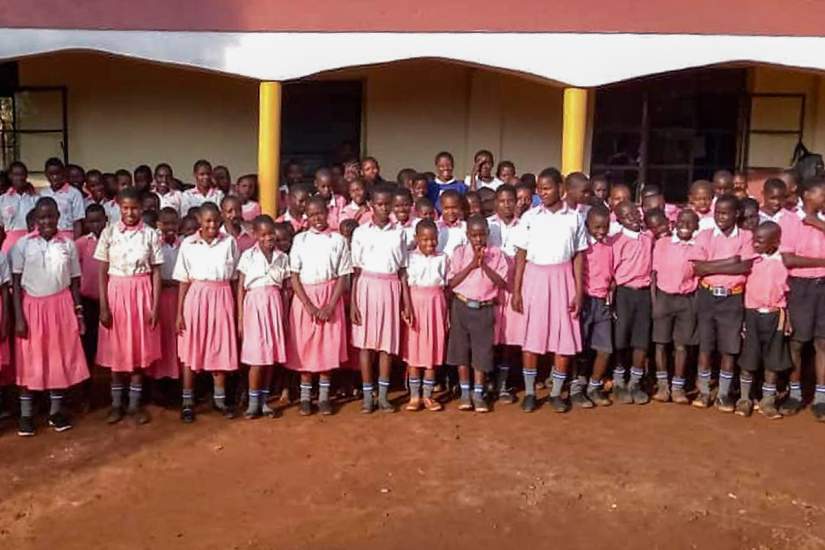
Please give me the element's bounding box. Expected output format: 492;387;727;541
2;1;825;211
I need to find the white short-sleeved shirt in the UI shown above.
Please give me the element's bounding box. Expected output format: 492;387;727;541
180;187;225;214
289;229;353;285
39;183;86;230
0;251;10;286
157;190;184;216
351;221;409;275
172;232;239;282
436;219;468;257
512;203;589;265
160;240;180;281
406;251;449;288
487;214;520;257
93;222;164;277
237;245;290;289
464;175;504;192
398;218;420;250
10;233;81;297
100;199;121;224
0;188;38;231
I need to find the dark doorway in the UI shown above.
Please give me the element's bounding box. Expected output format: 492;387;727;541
590;68;746;203
281;81;362;180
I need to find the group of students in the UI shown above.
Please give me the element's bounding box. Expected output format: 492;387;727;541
1;149;824;438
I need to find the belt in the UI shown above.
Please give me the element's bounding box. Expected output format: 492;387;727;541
455;293;495;309
700;281;744;297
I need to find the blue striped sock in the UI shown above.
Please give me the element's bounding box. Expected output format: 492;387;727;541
718;371;734;397
523;369;537;396
739;373;753;400
550;369;566;397
378;378;390;401
423;379;435;399
815;385;825;405
182;389;194;407
319;381;331;403
762;383;777;397
697;369;711;395
460;383;471;400
299;383;312;403
790;382;802;400
613;367;627;389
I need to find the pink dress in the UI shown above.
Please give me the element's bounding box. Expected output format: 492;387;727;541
178;281;238;372
286;280;348;372
521;262;582;355
402;252;448;368
238;245;289;366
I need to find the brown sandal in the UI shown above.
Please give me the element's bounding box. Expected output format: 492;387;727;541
406;398;423;412
423;398;443;412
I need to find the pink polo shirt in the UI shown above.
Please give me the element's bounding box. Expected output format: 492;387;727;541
340;202;373;226
583;237;614;299
760;209;802;249
612;228;653;288
779;212;825;279
448;243;508;302
652;235;698;294
693;226;754;289
664;203;682;224
276;211;308;234
75;233;101;300
745;253;789;310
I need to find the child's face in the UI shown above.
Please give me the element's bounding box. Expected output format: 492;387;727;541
274;227;293;253
467;223;488;250
412;178;428;199
586;214;609;242
343;162;360;184
566;182;593;206
119;197;143;227
609;187;630;210
180;218;199;237
236;178;255;201
440;196;461;224
67;166;85;188
713;175;734;198
537;177;561;207
804;185;825;211
104;174;118;197
617;204;642;233
87;176;105;202
212;167;231;193
752;226;779;255
417;204;435;221
642;193;664;213
36;205;59;239
9;165;27;189
314;175;333;199
116;173;132;191
222;200;242;225
46;164;65;188
466;195;482;217
675;211;699;241
417;227;438;256
647;215;670;239
739;206;759;232
84;211;107;237
286;164;304;186
435;156;454;181
495;191;516;220
194;165;212;190
593;180;609;202
372;192;392;224
393;195;412;224
733;174;748;197
689;186;712;214
762;187;786;215
155;166;173;193
516;188;532;215
476;154;493;178
498;165;516;183
349;182;366;205
142;195;159;213
306;201;329;232
200;210;221;239
255;223;276;253
290;191;309;215
713;201;738;232
361;159;379;182
158;214;179;244
134;172;152;193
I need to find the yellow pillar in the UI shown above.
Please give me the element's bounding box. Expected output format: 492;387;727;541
561;87;588;175
258;81;282;217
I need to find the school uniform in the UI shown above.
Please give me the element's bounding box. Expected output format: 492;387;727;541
581;235;614;354
397;218;420;251
75;232;101;364
403;251;448;368
94;222;164;372
436;218;468;258
39;183;85;239
488;214;522;346
286;228;352;372
146;238;181;380
324;194;346;230
651;234;699;346
276;210;308;234
238;245;289;366
180;187;224;214
339;201;372;226
780;210;825;343
173;232;240;372
664;203;682;224
156;190;184;216
350;221;408;354
512;203;588;356
102;199;120;224
0;188;38;253
464;175;504;192
759;209;802;248
612;227;654;351
739;252;791;373
220;225;256;252
696;210;716;232
11;234;89;390
0;252;11;384
693;225;754;355
445;243;508;373
241;200;262;222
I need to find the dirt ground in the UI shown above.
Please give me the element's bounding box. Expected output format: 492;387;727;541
1;390;825;550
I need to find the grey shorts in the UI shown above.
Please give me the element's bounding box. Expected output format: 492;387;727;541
652;290;697;347
787;276;825;343
446;300;495;373
614;285;651;351
696;287;744;355
580;295;613;353
739;309;791;373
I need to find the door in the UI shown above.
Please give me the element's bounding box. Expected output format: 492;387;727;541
0;86;68;175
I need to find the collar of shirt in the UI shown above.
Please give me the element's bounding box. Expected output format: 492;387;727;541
4;187;33;197
712;224;739;238
220;224;251;239
587;233;606;246
760;251;782;261
308;226;333;236
283;210;307;222
116;221;144;233
346;201;365;210
51;182;71;194
191;231;228;247
759;209;784;222
190;187;217;198
366;220;396;231
536;202;571;215
434;177;456;186
620;226;641;240
438;217;462;228
492;214;518;227
671;233;696;245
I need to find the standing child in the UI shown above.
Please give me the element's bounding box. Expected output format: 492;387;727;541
0;161;38;253
314;168;345;230
563;172;593;216
651;209;700;404
611;200;654;405
95;188;164;425
446;215;509;412
212;165;232;196
467;149;503;191
738;222;791;419
76;204;107;365
12;198;89;436
712;170;735;201
287;198;352;415
40;157;86;240
351;186;412;413
411;174;430;202
733;171;751;200
221;195;256;252
758;179;801;244
402;220;448;411
361;157;384;186
237;215;290;418
174;202;240;422
688;180;716;231
414;197;436;221
607;184;632;236
236;174;262;222
690;195;753;410
738;198;760;232
340;179;372;226
428;152;468;211
393;187;418;249
154;163;183;216
592;174;610;206
181;160;224;214
512;168;588;413
436;190;468;258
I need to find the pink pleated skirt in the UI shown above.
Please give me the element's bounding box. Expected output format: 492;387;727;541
351;271;401;354
97;274;161;372
145;286;180;379
402;286;447;368
15;289;89;390
2;229;28;253
286;279;347;373
241;286;287;366
521;261;582;356
495;288;524;346
178;281;238;372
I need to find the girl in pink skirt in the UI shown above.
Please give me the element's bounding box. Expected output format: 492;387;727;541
0;161;38;254
96;188;164;425
511;168;589;414
0;250;11;415
402;220;447;412
174;202;240;423
237;215;289;419
487;184;521;404
12;198;89;436
287;197;352;416
351;186;412;414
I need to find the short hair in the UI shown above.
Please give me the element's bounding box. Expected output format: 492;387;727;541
644;208;667;226
564;171;589;188
713;169;734;182
35;196;58;211
739;197;759;212
586;204;610;222
415;197;434;210
411;172;429;185
439;189;461;204
434;151;454;165
763;178;787;194
396;168;416;185
641;183;663;198
159;207;179;220
496;161;516;178
199;202;221;217
193;159;212;172
520;172;536;187
415;218;438;235
289;183;312;197
44;157;64;170
314;167;332;181
478;187;495;202
154;162;173;175
117;187;142;203
252;214;276;230
115;168;131;178
537;167;563;185
715;194;739;210
757;220;781;237
338;218;358;235
514;182;532;194
85;203;106;218
273;221;295;235
495;183;516;198
690;179;713;194
220;194;241;208
142;210;159;226
134;164;152;179
802;175;825;193
306;195;329;212
86;168;102;180
781;168;801;186
466;214;489;231
393;187;413;201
